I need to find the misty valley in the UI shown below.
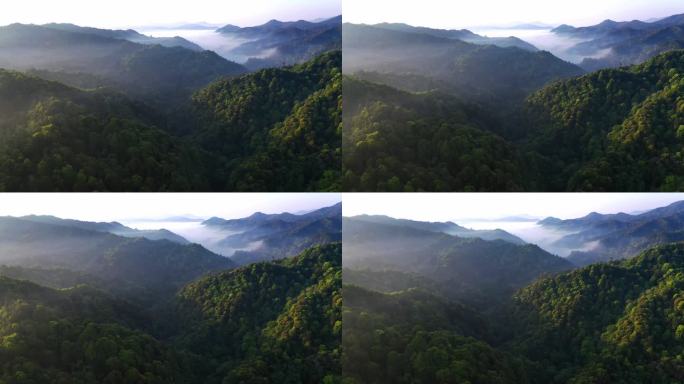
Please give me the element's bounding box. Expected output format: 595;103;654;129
0;203;342;383
343;13;684;192
0;16;341;192
343;199;684;383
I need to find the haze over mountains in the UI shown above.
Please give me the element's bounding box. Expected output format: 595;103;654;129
0;200;342;382
343;196;684;383
343;11;684;191
0;15;342;191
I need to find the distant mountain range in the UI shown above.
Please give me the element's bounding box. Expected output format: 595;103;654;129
343;23;584;104
540;200;684;265
347;215;526;244
0;216;236;301
369;22;538;51
0;240;341;382
0;23;246;106
344;215;572;305
216;15;341;70
41;23;204;51
204;203;341;265
0;40;341;191
18;215;190;243
552;13;684;70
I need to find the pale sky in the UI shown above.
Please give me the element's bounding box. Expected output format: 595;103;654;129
0;193;340;222
2;0;340;29
344;0;684;29
343;193;684;222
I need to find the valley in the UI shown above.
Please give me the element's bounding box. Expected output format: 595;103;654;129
343;10;684;192
343;194;684;383
0;15;341;192
0;196;342;383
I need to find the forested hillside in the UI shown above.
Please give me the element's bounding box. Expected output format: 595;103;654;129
193;51;342;191
176;243;342;383
343;222;684;382
527;50;684;191
513;243;684;383
344;17;684;191
0;237;341;383
0;49;342;191
342;77;528;191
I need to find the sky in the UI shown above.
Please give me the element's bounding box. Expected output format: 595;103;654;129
0;193;340;222
343;193;684;222
344;0;684;29
1;0;340;29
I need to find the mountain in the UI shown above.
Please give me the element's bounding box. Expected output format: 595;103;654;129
18;215;189;244
371;22;539;51
0;69;216;191
512;243;684;382
343;23;584;103
0;23;246;105
537;200;684;266
203;203;341;265
343;284;536;384
175;243;341;383
217;15;341;70
551;14;684;70
343;216;573;303
348;214;526;244
342;76;529;191
192;50;342;191
0;276;197;383
0;241;341;383
0;216;236;299
41;23;204;51
0;50;341;192
526;50;684;191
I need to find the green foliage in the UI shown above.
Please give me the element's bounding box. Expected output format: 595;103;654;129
0;70;213;191
176;243;342;383
526;50;684;191
192;50;342;191
0;50;342;191
0;243;341;384
342;285;537;384
513;243;684;382
342;77;528;191
0;278;191;384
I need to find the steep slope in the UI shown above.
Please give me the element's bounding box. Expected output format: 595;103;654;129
526;50;684;191
0;69;215;191
343;284;538;384
175;243;342;383
343;77;529;191
192;51;342;191
513;243;684;383
0;277;195;383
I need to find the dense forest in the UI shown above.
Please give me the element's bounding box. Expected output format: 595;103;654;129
343;214;684;383
0;236;342;383
0;23;341;191
344;20;684;191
